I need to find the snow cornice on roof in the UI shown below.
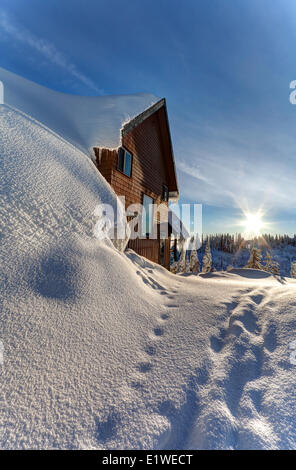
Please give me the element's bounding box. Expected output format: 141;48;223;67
0;67;159;154
0;67;178;197
122;98;166;136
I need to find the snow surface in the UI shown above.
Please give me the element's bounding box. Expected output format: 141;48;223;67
1;74;296;450
0;67;159;154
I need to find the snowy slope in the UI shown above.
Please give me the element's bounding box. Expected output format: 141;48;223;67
1;77;296;449
0;103;152;448
0;67;159;154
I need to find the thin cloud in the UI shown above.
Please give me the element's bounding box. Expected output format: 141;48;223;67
175;114;296;213
177;160;212;184
0;10;101;93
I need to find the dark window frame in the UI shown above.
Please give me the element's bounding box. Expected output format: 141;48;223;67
117;147;133;178
162;184;169;202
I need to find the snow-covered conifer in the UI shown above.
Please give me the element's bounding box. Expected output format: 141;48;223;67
189;249;200;273
271;260;280;275
291;261;296;278
202;241;212;273
264;251;273;272
185;258;191;273
178;243;186;273
264;251;280;275
245;247;263;270
170;261;178;274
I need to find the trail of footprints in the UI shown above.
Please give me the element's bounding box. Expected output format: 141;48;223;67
208;286;277;420
210;287;273;355
128;276;279;446
130;269;182;389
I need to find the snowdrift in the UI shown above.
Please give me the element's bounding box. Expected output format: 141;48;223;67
1;71;296;449
0;67;159;154
0;104;146;448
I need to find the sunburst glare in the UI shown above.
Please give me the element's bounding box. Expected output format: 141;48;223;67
241;211;265;237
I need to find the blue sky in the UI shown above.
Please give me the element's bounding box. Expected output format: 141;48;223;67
1;0;296;234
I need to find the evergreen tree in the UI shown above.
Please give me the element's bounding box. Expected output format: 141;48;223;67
177;242;186;273
189;249;200;273
245;247;263;270
291;261;296;278
271;259;280;275
185;258;191;273
202;241;212;273
264;251;280;275
170;261;178;274
264;251;273;272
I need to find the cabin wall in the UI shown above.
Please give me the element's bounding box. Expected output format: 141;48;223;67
128;236;171;268
115;107;170;208
128;238;160;265
94;148;115;185
95;107;173;269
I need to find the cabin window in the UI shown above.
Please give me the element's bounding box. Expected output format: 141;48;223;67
118;147;132;177
162;184;169;202
142;194;154;237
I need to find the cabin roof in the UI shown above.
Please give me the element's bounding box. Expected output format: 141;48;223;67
121;98;179;197
0;67;178;196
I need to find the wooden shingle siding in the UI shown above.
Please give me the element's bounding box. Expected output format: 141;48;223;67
118;108;170;207
94;148;114;185
128;238;160;265
95;104;175;269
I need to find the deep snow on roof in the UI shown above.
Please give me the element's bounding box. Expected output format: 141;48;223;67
0;67;159;155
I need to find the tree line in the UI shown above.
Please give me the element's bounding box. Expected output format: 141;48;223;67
171;234;296;278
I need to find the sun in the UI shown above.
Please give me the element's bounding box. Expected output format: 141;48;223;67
243;212;263;237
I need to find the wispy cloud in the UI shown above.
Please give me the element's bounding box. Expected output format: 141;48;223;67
177;160;212;184
175;120;296;213
0;10;101;93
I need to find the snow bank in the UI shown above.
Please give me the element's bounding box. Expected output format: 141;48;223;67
0;67;159;154
0;103;158;448
1;78;296;449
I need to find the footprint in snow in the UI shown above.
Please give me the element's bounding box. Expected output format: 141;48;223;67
154;327;164;337
210;335;224;353
263;322;277;352
249;294;265;305
210;327;227;353
160;313;169;321
95;410;120;444
229;308;260;335
144;344;157;356
129;380;145;390
137;362;152;373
